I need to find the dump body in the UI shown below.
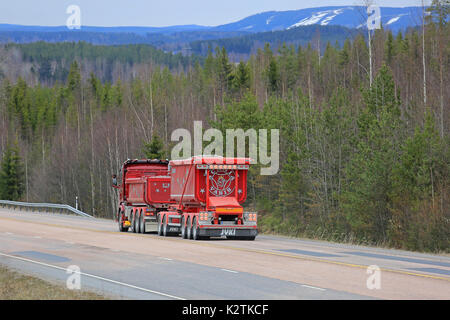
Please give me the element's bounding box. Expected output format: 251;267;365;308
169;156;249;205
147;176;172;205
115;159;173;234
166;156;257;240
121;159;171;207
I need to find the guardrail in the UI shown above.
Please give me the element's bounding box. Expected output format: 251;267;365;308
0;200;94;218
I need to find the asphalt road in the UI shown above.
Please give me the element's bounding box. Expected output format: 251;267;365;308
0;208;449;300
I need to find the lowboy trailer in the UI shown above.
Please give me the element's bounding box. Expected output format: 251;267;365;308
114;156;257;240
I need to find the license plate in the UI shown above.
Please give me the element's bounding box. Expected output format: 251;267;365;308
220;229;236;236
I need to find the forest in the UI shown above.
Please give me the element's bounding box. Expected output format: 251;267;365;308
0;3;448;253
190;25;360;57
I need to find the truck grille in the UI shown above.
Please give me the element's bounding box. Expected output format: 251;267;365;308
219;215;238;222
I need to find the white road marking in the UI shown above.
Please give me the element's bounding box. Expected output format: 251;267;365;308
5;232;14;235
0;251;185;300
34;236;42;239
159;257;173;261
302;284;326;291
221;268;238;274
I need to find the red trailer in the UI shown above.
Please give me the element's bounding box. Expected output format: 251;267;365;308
114;156;258;240
114;159;174;234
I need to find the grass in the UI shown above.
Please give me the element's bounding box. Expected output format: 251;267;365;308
0;265;108;300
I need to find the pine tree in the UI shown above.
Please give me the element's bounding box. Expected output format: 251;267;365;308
385;31;394;64
67;61;81;93
216;47;233;96
389;113;449;251
266;57;280;94
142;134;165;160
0;145;25;201
39;58;52;83
233;61;250;92
339;39;350;67
342;64;403;243
65;61;82;129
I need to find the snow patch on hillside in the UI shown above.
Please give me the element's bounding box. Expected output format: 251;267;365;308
386;14;408;25
386;16;401;25
266;15;275;25
320;9;344;25
241;25;254;30
288;8;347;29
288;12;328;28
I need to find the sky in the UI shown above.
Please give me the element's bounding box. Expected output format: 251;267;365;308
0;0;432;27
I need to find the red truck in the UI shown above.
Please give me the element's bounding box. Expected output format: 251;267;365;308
114;156;257;240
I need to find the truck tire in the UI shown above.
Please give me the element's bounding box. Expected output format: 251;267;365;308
134;211;141;233
132;212;137;233
118;212;123;232
140;212;145;234
157;214;162;236
162;215;168;237
192;217;200;240
186;217;192;239
181;217;187;239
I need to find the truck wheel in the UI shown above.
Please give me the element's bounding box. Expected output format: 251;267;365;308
186;217;192;239
192;217;200;240
132;212;138;233
162;215;168;237
140;212;145;234
157;214;162;236
118;212;128;232
118;212;123;232
181;217;187;239
135;212;141;234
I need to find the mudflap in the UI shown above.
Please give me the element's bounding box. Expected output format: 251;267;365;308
144;220;158;233
198;227;258;238
167;226;181;234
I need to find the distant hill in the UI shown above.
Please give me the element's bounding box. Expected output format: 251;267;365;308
0;6;425;57
0;6;424;36
0;30;250;47
209;6;423;33
0;24;210;35
190;25;362;56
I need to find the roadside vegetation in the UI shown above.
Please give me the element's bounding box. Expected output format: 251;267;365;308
0;265;107;300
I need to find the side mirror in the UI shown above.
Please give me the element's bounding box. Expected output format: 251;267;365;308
112;175;118;187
